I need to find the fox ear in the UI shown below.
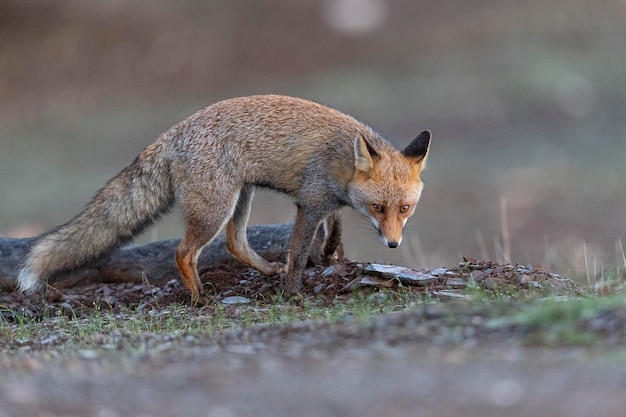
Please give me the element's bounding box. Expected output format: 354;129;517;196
403;130;431;162
354;133;378;173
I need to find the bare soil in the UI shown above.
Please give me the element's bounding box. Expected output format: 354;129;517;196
1;258;578;321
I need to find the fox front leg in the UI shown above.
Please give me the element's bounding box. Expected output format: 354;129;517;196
285;207;322;296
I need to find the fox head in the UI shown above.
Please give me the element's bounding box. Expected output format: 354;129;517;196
347;130;431;248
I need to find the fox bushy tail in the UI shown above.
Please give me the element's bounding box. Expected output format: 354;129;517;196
18;139;175;293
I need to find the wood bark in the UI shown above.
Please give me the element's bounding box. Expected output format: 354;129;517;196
0;223;293;291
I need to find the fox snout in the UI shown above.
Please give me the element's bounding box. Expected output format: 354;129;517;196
369;204;410;249
373;221;403;248
376;227;402;249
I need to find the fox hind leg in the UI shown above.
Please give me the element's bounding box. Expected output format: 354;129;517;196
225;185;284;275
175;243;205;305
321;211;344;264
308;210;344;266
176;191;239;305
308;223;326;266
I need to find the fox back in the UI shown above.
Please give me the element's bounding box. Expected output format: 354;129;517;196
167;96;388;200
166;96;428;211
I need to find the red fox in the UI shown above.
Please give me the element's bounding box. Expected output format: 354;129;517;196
18;95;431;303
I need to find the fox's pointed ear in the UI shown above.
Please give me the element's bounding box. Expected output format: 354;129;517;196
354;133;378;173
403;130;431;163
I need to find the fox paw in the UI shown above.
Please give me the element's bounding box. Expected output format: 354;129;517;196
269;261;286;275
190;289;210;307
284;281;304;298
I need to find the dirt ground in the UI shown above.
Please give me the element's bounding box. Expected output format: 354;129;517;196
2;343;626;417
0;257;579;320
2;260;626;417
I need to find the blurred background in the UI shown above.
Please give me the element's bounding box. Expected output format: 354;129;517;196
1;0;625;280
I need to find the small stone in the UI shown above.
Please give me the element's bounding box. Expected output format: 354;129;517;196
431;291;471;300
396;271;437;285
314;283;327;294
364;264;404;277
322;266;336;276
364;264;437;285
143;287;160;296
360;275;395;288
444;278;466;287
221;296;251;305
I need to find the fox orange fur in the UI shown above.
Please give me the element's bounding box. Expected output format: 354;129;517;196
18;95;431;303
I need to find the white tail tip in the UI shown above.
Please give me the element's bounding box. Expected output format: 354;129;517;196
17;265;41;294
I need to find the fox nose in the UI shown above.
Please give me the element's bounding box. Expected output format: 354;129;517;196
387;241;399;248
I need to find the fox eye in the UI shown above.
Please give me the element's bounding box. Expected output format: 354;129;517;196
400;204;411;214
372;204;384;213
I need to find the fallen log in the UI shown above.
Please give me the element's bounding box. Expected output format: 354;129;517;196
0;223;293;291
